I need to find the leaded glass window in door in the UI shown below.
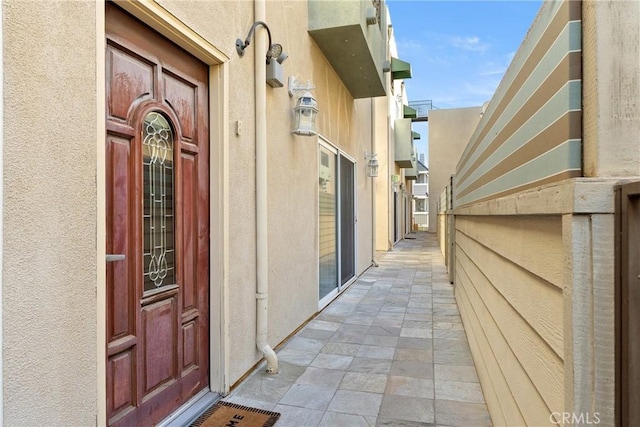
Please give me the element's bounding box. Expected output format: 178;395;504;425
143;112;175;291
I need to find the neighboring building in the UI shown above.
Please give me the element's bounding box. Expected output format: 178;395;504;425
434;1;640;425
1;1;415;425
412;159;428;230
427;106;482;232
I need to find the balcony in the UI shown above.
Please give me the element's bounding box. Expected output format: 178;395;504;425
408;99;437;122
394;118;415;168
413;182;428;198
405;158;418;180
308;0;386;98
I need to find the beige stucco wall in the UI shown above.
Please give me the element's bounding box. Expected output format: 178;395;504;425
374;96;391;252
162;0;379;383
427;106;482;231
3;1;98;425
2;0;391;422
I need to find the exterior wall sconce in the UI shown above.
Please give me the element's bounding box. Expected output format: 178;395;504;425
366;7;378;25
391;174;400;192
236;21;288;88
365;151;379;177
289;76;318;136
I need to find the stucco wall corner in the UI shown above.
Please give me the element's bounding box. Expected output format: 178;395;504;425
3;1;98;425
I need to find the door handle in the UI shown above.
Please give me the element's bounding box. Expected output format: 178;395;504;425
106;254;126;262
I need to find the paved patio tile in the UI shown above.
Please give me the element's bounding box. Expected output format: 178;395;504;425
433;348;475;366
368;326;402;336
362;334;400;347
225;233;491;427
297;367;346;390
330;331;368;345
376;419;434;427
340;372;388;393
327;390;383;416
231;374;294;403
434;379;485;403
390;360;434;379
385;375;434;399
433;322;465;331
222;395;276;411
310;353;354;370
298;328;335;341
279;384;336;410
397;337;432;350
285;336;326;353
349;357;393;374
434;364;480;383
321;342;361;357
401;328;433;339
276;348;318;366
432;329;468;340
379;395;435;424
356;345;396;360
435;399;492;426
273;404;325;427
402;320;431;329
307;319;342;332
320;412;377;426
394;348;432;362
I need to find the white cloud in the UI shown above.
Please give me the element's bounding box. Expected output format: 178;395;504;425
464;79;501;97
396;39;424;54
449;35;490;53
479;66;506;76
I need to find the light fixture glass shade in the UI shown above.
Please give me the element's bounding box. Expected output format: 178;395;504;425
292;91;318;136
367;158;379;177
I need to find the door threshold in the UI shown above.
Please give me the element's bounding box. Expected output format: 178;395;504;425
157;389;220;427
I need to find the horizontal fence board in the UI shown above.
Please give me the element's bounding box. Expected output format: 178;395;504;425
456;284;518;427
455;215;564;287
455;230;563;358
456;261;556;426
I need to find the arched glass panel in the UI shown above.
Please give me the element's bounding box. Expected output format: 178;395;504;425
143;112;175;291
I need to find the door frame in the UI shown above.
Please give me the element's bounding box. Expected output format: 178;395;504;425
97;2;230;425
317;136;358;309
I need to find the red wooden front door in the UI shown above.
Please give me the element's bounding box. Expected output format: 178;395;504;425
105;4;210;426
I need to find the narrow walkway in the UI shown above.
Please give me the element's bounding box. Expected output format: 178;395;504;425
225;232;492;426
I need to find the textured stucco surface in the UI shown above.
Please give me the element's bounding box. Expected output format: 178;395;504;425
3;1;98;425
428;107;482;231
3;0;386;422
161;0;378;383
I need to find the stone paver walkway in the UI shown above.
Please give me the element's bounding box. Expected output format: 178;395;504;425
224;232;492;426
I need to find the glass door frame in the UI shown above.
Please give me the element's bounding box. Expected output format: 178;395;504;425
318;137;358;309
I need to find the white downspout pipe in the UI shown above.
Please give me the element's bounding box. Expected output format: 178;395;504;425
371;98;378;267
254;0;278;374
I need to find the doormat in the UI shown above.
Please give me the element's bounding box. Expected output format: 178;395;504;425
190;401;280;427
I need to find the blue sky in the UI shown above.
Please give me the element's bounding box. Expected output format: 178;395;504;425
386;0;543;161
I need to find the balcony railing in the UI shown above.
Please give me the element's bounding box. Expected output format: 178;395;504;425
408;100;437;122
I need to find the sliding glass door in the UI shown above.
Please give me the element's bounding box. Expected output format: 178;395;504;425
319;144;337;301
318;141;356;305
339;155;355;285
